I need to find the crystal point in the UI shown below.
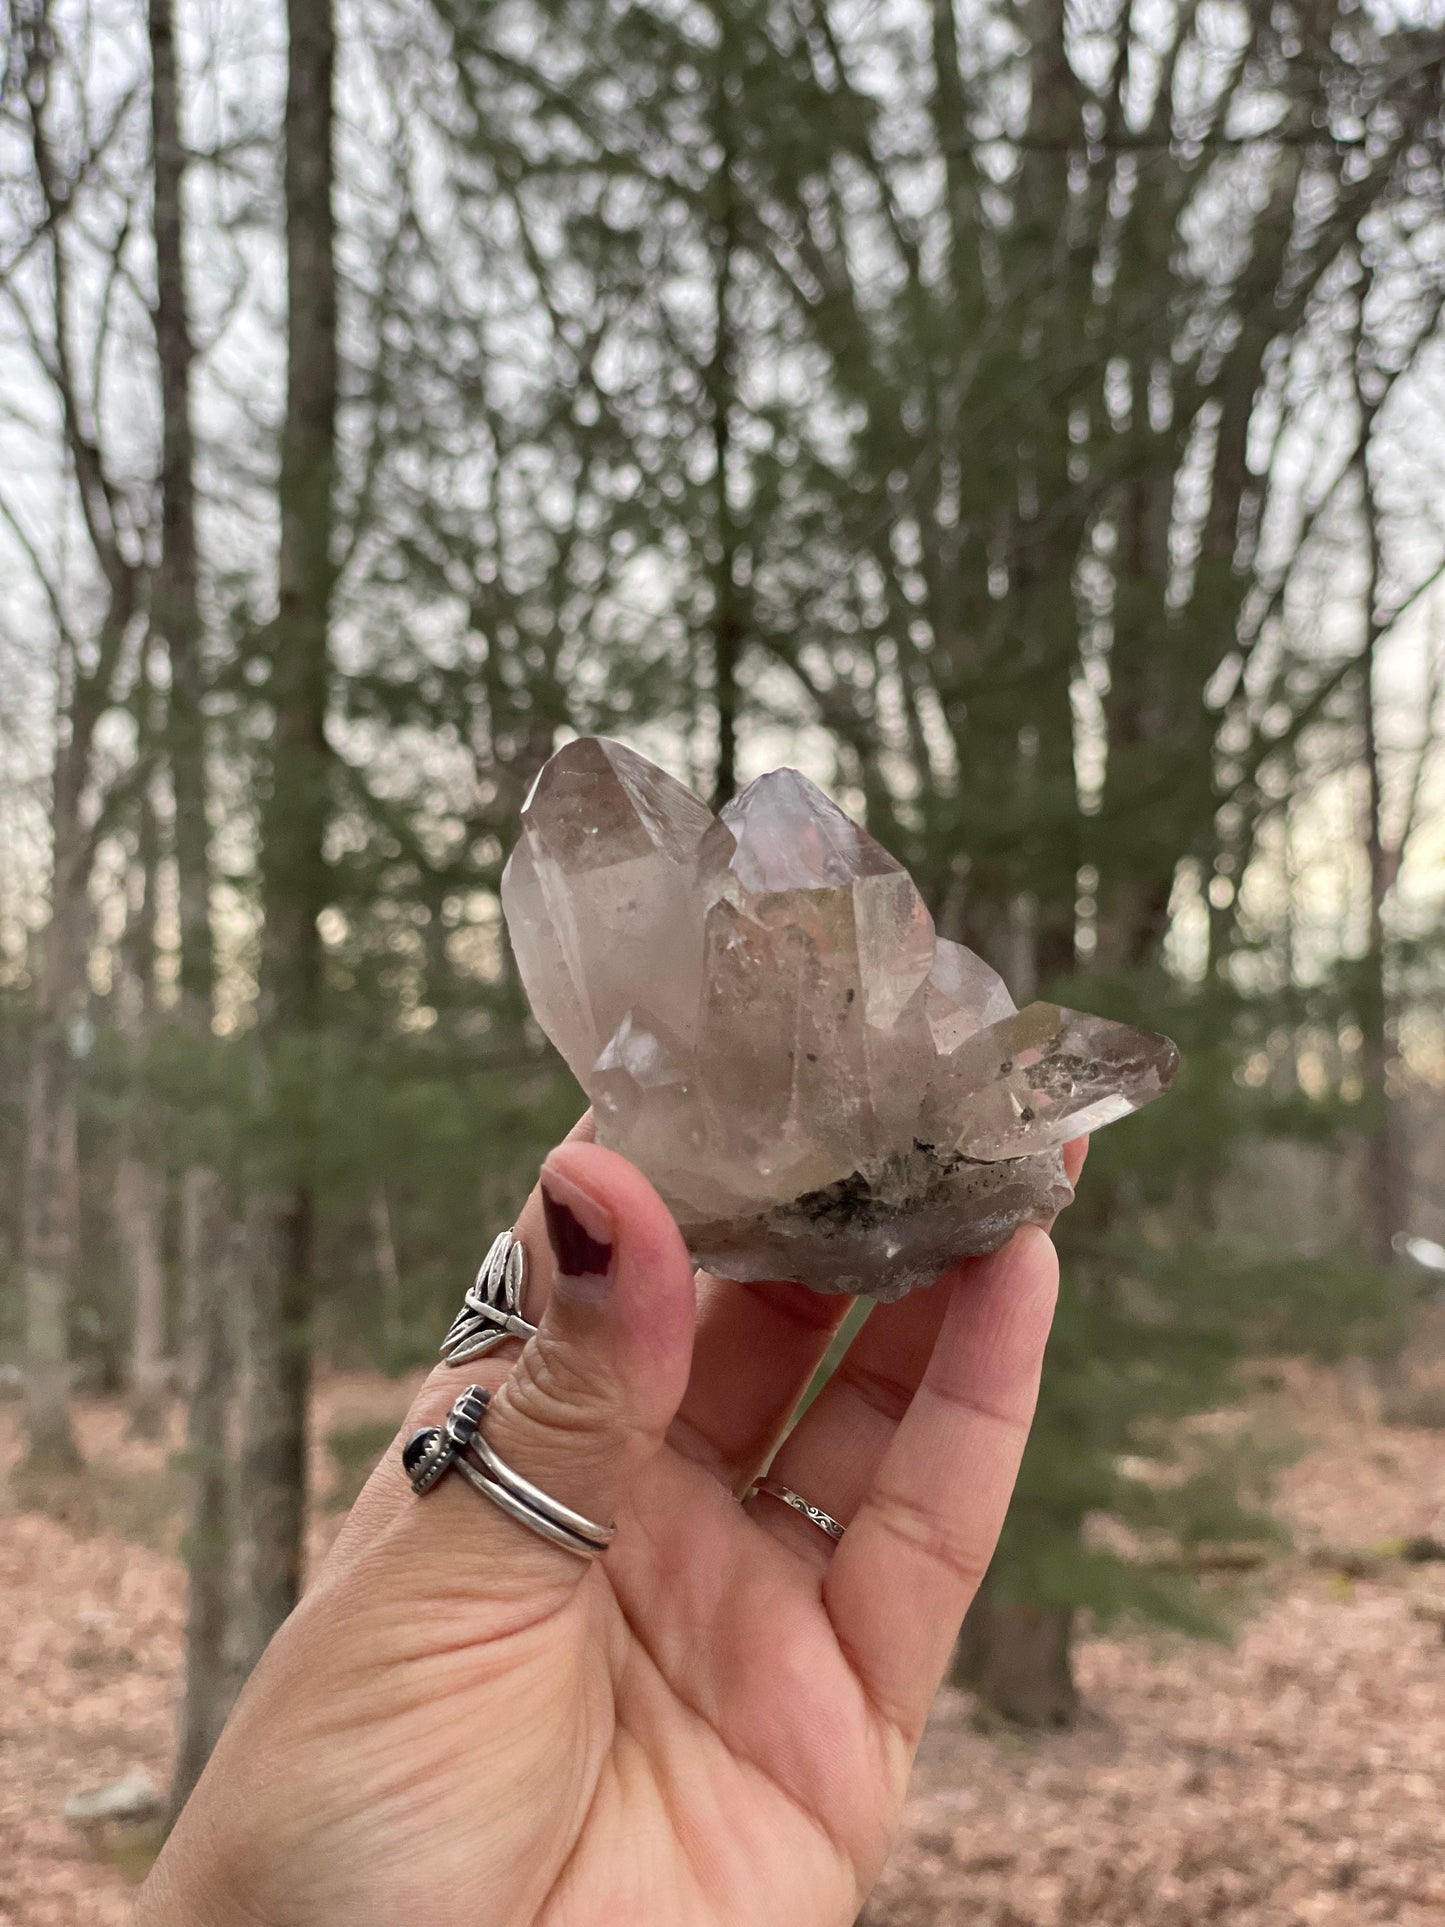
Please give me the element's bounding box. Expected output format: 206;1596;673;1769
504;738;1179;1300
500;738;714;1080
925;938;1017;1051
713;768;904;893
943;1004;1182;1161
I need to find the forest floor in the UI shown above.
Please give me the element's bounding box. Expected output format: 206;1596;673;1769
2;1356;1443;1927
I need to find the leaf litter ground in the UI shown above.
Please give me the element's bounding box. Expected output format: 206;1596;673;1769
1;1358;1442;1927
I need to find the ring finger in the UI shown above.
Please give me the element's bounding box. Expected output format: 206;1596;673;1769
743;1269;953;1566
747;1138;1087;1567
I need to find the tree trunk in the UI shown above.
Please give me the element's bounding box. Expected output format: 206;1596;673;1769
707;48;741;810
168;1167;236;1818
117;1154;169;1439
1350;436;1410;1409
235;0;338;1673
149;0;236;1814
952;1582;1080;1729
148;0;212;1015
1357;628;1404;1273
16;10;141;1473
370;1184;403;1363
116;740;167;1439
233;1193;309;1666
21;804;87;1470
21;1029;80;1469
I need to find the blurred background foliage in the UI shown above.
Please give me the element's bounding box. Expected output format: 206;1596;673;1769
1;0;1443;1788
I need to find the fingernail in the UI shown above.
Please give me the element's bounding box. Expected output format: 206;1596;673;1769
541;1164;616;1301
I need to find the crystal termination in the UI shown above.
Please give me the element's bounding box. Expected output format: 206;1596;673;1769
503;738;1179;1301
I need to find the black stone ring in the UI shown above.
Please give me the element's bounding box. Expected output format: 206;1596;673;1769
401;1382;489;1494
402;1385;615;1561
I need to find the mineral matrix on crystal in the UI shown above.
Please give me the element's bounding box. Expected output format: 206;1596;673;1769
502;738;1178;1301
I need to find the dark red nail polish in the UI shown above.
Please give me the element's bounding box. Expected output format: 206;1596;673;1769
542;1175;615;1296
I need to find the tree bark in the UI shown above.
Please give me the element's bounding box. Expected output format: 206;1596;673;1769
233;1194;300;1666
707;44;741;810
370;1185;403;1363
235;0;338;1673
148;0;211;1013
168;1167;237;1819
16;0;142;1471
149;0;237;1812
21;790;87;1470
117;771;167;1440
117;1155;169;1438
1355;497;1410;1411
952;1582;1080;1729
1353;444;1405;1274
21;1028;80;1469
1359;669;1405;1271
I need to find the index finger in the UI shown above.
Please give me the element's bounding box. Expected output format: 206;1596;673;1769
820;1224;1059;1743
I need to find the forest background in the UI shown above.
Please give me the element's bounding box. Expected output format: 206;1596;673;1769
1;0;1444;1832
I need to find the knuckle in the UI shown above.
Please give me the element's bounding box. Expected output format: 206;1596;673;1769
840;1358;916;1427
872;1483;989;1592
500;1327;627;1442
405;1364;469;1430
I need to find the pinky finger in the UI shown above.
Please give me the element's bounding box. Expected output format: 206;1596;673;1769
821;1226;1059;1744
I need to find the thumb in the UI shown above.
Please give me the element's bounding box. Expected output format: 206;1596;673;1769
453;1141;697;1580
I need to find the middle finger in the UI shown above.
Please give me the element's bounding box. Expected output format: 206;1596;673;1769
667;1273;856;1491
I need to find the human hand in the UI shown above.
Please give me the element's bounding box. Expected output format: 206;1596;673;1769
140;1128;1080;1927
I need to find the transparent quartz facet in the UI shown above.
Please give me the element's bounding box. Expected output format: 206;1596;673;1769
500;737;715;1077
503;738;1180;1300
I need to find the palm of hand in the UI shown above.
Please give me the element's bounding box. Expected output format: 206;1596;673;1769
516;1468;907;1926
145;1138;1067;1927
206;1439;901;1925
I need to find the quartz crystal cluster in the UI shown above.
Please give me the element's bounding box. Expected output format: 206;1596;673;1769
502;738;1179;1301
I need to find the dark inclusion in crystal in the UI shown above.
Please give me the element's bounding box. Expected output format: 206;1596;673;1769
501;737;1180;1302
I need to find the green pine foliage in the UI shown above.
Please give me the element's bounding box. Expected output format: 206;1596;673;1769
990;969;1397;1638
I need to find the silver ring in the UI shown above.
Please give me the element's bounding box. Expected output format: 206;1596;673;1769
402;1385;616;1562
462;1422;612;1549
441;1230;538;1364
749;1478;845;1543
